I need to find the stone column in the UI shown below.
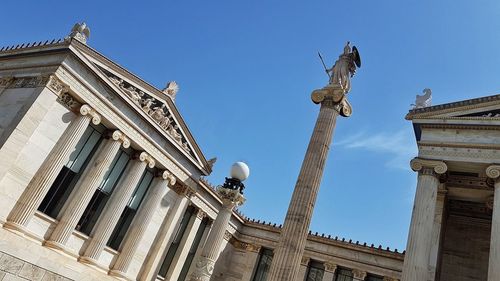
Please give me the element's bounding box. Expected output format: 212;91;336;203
45;130;130;252
109;170;176;278
4;104;101;233
267;84;352;281
188;188;245;281
401;158;447;281
139;185;193;281
322;262;337;281
486;165;500;281
428;184;446;281
80;152;155;265
353;269;367;280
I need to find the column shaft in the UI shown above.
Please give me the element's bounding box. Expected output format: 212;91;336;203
110;171;174;277
45;131;128;251
487;165;500;281
80;152;154;264
268;100;339;281
5;105;100;232
402;168;441;281
428;186;446;281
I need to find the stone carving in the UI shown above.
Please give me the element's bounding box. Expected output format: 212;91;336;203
171;182;195;198
0;77;13;87
99;68;194;155
300;256;310;266
162;81;179;101
207;157;217;170
486;165;500;181
352;269;367;279
47;75;68;95
79;104;101;125
412;88;432;109
218;186;245;207
161;170;177;186
229;237;261;252
324;262;337;273
197;210;207;219
191;257;216;281
410;158;448;175
481;112;500;117
8;76;50;89
111;130;131;148
138;152;156;168
326;41;361;92
224;230;232;241
57;92;81;111
66;22;90;44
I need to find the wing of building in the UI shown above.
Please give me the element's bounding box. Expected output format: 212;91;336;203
9;25;489;281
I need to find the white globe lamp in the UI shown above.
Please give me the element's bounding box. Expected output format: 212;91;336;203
230;162;250;181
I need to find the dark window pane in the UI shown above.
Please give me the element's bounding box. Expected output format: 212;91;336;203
158;206;196;278
306;261;324;281
178;217;210;281
252;248;274;281
366;274;383;281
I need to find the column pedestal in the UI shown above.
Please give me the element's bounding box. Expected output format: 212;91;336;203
109;170;176;278
486;165;500;281
44;130;130;252
80;152;155;265
4;104;100;234
401;158;447;281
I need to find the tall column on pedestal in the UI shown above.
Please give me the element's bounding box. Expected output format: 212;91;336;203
188;181;245;281
401;158;447;281
267;85;351;280
4;104;101;233
109;170;176;278
80;152;156;265
45;130;130;251
486;165;500;281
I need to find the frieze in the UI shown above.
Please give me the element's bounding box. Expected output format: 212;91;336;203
57;92;81;111
228;236;261;252
0;77;13;87
99;66;194;156
418;145;500;161
8;75;50;89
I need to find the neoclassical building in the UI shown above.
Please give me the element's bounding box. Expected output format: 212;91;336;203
0;24;496;281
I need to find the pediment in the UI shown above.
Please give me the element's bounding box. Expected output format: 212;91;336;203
67;42;212;174
406;94;500;121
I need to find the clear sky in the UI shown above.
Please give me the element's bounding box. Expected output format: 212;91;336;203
2;0;500;250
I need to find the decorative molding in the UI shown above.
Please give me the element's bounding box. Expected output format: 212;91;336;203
0;77;13;87
300;256;310;266
418;145;500;161
324;262;337;273
79;104;101;125
190;256;216;280
8;75;50;89
57;92;81;111
228;237;261;252
218;187;245;208
138;152;155;168
311;84;352;117
47;75;69;95
223;230;232;241
410;158;447;175
171;182;195;198
196;209;207;220
352;269;367;279
111;130;131;148
486;165;500;180
446;175;490;191
160;170;176;186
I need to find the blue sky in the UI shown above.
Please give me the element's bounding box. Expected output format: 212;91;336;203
2;1;500;250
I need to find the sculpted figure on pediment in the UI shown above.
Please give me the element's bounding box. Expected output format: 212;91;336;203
109;76;123;86
142;98;155;114
169;125;183;143
151;104;166;122
182;142;191;152
160;114;171;129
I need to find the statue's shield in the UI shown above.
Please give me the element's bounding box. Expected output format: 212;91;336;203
352;46;361;68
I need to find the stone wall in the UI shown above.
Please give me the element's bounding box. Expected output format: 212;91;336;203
0;251;71;281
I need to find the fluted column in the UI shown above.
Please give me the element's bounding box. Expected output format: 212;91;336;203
188;188;244;281
322;262;337;281
486;165;500;281
4;104;101;233
45;130;130;251
267;84;351;281
428;184;446;281
109;170;176;277
401;158;447;281
80;152;155;265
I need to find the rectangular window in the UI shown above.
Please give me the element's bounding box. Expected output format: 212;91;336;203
366;274;383;281
335;268;353;281
107;169;154;250
38;125;103;218
76;148;130;235
177;217;210;281
251;248;274;281
157;206;196;279
305;260;324;281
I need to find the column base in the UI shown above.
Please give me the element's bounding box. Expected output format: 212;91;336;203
3;221;28;236
43;240;79;258
189;256;216;281
108;269;133;281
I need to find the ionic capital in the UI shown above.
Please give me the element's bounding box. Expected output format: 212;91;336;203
352;269;367;279
79;104;101;125
410;158;447;175
138;152;155;168
486;165;500;181
160;170;177;186
112;130;131;148
311;84;352;117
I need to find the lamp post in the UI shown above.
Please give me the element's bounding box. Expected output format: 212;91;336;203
188;162;249;281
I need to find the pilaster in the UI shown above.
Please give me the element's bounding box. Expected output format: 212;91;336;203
322;262;337;281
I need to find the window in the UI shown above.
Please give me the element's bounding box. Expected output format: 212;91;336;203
107;169;154;250
177;217;210;281
38;125;103;218
305;260;324;281
366;274;383;281
76;148;130;235
252;248;274;281
335;268;353;281
158;206;196;279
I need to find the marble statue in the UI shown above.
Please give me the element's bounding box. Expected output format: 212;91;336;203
142;98;154;114
412;88;432;109
326;41;361;92
151;104;166;122
66;22;90;44
162;81;179;101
